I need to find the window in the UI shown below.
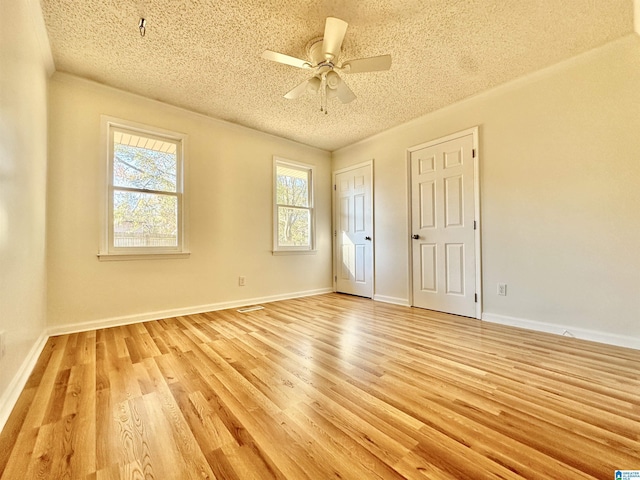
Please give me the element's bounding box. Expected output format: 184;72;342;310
273;158;315;253
100;117;188;259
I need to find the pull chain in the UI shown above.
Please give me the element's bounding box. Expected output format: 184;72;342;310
320;75;328;114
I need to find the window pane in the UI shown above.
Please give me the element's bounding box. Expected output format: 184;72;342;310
113;190;178;247
276;166;309;207
113;141;177;192
278;206;310;247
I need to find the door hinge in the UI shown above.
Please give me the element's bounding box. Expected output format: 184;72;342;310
473;220;477;230
474;293;478;303
472;148;476;158
334;230;337;237
334;275;337;282
333;184;336;190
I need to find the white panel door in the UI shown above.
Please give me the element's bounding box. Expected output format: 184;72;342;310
410;132;477;317
335;164;373;297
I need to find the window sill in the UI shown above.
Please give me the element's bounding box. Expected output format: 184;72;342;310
272;250;317;256
97;252;191;261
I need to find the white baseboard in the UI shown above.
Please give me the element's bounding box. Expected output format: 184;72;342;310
47;288;333;336
482;312;640;350
373;295;411;307
0;332;49;433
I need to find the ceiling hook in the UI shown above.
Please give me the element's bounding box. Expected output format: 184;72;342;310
139;18;146;37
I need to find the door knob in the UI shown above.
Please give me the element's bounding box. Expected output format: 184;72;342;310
412;234;420;239
365;236;372;241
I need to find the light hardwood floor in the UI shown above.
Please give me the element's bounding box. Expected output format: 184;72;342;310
0;293;638;479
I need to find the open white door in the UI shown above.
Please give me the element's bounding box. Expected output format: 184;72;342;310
409;128;481;318
334;162;373;298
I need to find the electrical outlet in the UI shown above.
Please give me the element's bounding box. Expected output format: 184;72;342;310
497;283;507;296
239;276;246;286
0;331;5;360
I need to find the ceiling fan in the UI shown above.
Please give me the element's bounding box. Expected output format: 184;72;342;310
262;17;392;113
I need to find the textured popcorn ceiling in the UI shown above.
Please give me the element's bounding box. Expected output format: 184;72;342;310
40;0;634;151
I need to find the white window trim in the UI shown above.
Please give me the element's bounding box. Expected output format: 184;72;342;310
98;116;189;260
273;156;316;254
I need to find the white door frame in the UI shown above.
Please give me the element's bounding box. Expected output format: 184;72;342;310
332;160;375;297
407;127;482;318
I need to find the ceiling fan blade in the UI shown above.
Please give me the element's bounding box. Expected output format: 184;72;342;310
342;55;392;74
322;17;348;61
336;79;356;104
284;79;311;99
262;50;312;69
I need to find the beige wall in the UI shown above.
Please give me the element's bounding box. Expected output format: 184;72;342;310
333;35;640;344
0;0;50;417
47;74;332;329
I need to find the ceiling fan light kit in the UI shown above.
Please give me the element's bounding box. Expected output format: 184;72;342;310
307;76;321;93
262;17;392;114
326;71;340;89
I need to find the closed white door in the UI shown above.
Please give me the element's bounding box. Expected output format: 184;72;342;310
334;164;373;297
410;131;478;317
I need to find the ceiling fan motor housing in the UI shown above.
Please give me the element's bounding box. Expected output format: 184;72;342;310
308;39;329;66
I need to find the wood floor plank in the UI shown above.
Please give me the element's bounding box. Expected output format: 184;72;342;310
284;402;407;480
1;293;639;479
0;385;36;475
0;426;40;480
